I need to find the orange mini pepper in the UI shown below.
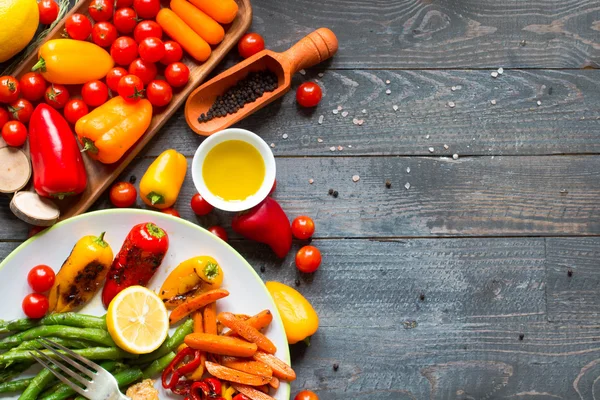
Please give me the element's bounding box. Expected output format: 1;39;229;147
140;149;187;209
75;96;153;164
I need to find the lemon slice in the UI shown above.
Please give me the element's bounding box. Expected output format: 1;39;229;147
106;286;169;354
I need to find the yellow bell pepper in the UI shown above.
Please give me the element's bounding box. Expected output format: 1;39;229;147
221;383;236;400
140;149;187;209
32;39;114;85
265;281;319;345
48;233;114;313
75;96;153;164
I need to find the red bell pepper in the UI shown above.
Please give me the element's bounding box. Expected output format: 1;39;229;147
29;104;87;199
231;197;292;258
102;222;169;308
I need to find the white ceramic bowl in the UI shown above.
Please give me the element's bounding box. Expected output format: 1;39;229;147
192;128;276;212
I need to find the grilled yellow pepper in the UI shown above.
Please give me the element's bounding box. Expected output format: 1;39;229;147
266;281;319;344
140;149;187;209
49;233;113;313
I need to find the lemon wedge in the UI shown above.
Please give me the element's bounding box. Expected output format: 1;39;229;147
106;286;169;354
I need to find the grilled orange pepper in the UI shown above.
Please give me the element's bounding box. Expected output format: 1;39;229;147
75;96;153;164
140;149;187;209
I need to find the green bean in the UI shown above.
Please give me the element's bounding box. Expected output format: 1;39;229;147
132;319;193;365
142;351;175;378
40;361;122;400
0;326;115;349
11;337;91;352
18;367;56;400
0;314;106;334
0;347;137;367
0;319;37;334
0;362;34;383
0;378;32;394
72;368;144;400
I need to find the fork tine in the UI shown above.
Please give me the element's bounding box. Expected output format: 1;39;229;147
38;339;97;376
30;351;89;398
32;347;92;386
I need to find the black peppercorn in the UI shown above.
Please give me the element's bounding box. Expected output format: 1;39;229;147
419;293;425;301
567;268;573;277
333;363;339;371
294;279;301;287
333;191;338;198
518;334;524;341
260;266;265;273
385;180;391;188
328;189;333;195
129;175;137;184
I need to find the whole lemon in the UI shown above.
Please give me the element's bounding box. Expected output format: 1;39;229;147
0;0;40;63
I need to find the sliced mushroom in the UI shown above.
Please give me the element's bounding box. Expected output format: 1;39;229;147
10;191;60;226
0;147;31;193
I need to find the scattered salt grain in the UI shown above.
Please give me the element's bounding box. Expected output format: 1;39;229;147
341;111;348;117
491;71;498;78
428;147;434;153
318;73;324;78
386;80;390;84
361;109;367;114
406;167;410;173
337;105;343;111
497;68;504;75
405;182;411;190
456;85;462;90
308;179;314;184
330;146;336;152
490;99;497;105
453;154;459;160
270;143;275;148
337;146;343;151
348;145;352;148
451;86;457;91
393;105;399;111
318;115;324;124
537;100;542;106
352;175;360;182
282;134;288;139
443;144;449;150
352;118;359;125
425;135;430;139
357;120;364;126
448;101;455;108
299;69;306;75
317;138;323;143
332;109;339;115
386;89;391;95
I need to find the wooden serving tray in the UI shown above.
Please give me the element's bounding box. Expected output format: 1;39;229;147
11;0;252;222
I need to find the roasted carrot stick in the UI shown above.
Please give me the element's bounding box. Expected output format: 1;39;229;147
192;311;204;333
268;376;280;389
185;333;258;357
252;351;296;381
205;361;271;386
156;9;211;62
225;310;273;337
169;289;229;325
221;356;273;378
187;0;238;24
189;311;206;380
170;0;224;45
231;383;276;400
218;312;277;354
204;302;218;335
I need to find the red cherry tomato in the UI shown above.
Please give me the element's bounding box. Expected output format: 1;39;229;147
164;62;189;88
109;181;137;207
113;8;138;34
22;293;49;319
294;391;319;400
160;41;183;65
19;72;47;102
208;226;228;242
133;0;160;19
92;21;118;48
116;0;133;8
296;82;322;108
65;13;92;41
237;33;265;59
291;216;315;240
63;99;89;124
117;75;144;102
106;67;128;93
146;80;172;107
1;121;27;147
0;76;20;104
38;0;59;25
110;36;139;66
190;193;213;216
88;0;114;22
295;245;322;273
8;99;33;124
161;208;180;217
28;225;47;237
44;84;70;109
0;108;9;128
134;20;163;43
139;37;165;63
27;264;56;293
81;80;109;107
128;58;157;85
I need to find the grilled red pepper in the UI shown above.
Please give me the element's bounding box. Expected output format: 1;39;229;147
102;222;169;308
232;197;292;258
29;104;87;199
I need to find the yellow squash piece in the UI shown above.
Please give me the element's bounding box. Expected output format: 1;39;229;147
140;149;187;209
49;232;113;313
159;256;223;308
0;0;38;62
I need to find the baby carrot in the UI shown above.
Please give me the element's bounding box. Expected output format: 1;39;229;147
192;311;203;334
170;0;224;45
189;311;206;380
252;351;296;381
268;376;279;389
187;0;238;24
204;302;218;335
169;289;229;325
218;312;277;354
231;383;276;400
185;333;257;357
221;356;273;378
205;361;271;386
225;310;273;336
156;9;211;62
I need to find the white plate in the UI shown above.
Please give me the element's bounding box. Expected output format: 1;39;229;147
0;209;290;400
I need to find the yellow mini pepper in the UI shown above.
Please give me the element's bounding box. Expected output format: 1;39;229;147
140;149;187;209
266;281;319;345
75;96;153;164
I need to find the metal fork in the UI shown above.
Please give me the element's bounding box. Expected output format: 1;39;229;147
30;338;130;400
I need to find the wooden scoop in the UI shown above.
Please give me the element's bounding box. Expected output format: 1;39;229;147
185;27;338;136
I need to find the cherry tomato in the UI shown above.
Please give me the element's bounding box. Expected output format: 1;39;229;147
88;0;113;22
134;20;163;43
139;37;165;63
28;225;47;237
19;72;47;102
164;62;189;88
44;84;70;109
292;216;315;240
160;41;183;65
8;99;33;124
38;0;59;25
146;80;172;107
109;181;137;208
1;121;27;146
0;76;20;104
296;82;322;108
208;226;228;242
294;391;319;400
128;58;157;85
133;0;160;19
269;179;277;195
117;74;144;102
92;21;118;48
238;33;265;59
63;99;89;124
116;0;133;8
106;67;128;93
295;245;322;273
113;8;137;34
22;293;49;319
81;80;109;107
190;193;213;216
110;36;139;66
27;264;56;293
162;208;180;217
0;108;9;128
65;13;92;41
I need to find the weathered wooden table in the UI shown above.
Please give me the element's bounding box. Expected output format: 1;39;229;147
3;0;600;398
